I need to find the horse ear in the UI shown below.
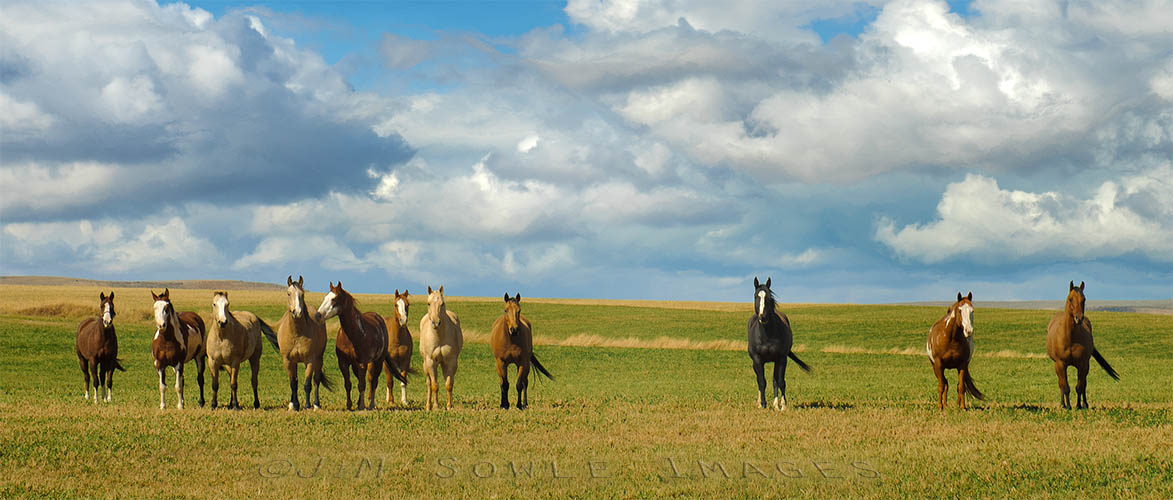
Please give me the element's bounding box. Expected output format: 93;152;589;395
439;286;444;295
395;289;400;296
966;291;972;301
765;277;771;288
1070;280;1075;290
504;293;510;302
100;292;106;300
337;281;343;290
427;285;433;294
288;275;293;286
223;291;229;299
958;292;963;302
754;277;759;287
1079;281;1085;292
151;290;158;300
109;291;114;300
297;275;304;287
403;289;408;297
516;293;521;302
163;288;170;298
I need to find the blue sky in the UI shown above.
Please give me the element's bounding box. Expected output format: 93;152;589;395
1;0;1170;302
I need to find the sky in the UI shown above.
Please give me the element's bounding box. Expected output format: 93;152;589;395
1;0;1170;302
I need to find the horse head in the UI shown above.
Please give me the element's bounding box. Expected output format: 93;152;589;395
317;281;353;321
753;277;775;326
394;289;410;328
1067;280;1086;324
426;285;445;329
953;291;974;338
99;291;115;328
212;291;230;328
503;292;522;336
151;288;174;330
286;275;307;319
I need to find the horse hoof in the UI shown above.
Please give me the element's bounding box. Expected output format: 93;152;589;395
253;402;261;410
288;402;298;411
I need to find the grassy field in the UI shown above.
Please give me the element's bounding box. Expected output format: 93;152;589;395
0;284;1169;499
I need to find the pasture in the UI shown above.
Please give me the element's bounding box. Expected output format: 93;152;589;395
0;284;1170;499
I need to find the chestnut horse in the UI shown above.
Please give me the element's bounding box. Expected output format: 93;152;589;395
270;276;332;410
1047;281;1119;409
317;281;407;410
206;291;274;410
382;289;414;406
746;277;811;410
490;293;553;409
419;286;463;410
151;289;207;409
927;292;985;409
76;291;125;403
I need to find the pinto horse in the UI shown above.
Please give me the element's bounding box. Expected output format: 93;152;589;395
419;286;463;410
490;293;553;410
151;289;207;409
318;282;407;410
270;276;331;410
1047;281;1119;409
76;292;125;403
927;292;985;409
382;289;414;406
206;291;273;410
747;277;810;410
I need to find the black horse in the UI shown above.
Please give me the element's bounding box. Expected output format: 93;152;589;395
747;277;810;410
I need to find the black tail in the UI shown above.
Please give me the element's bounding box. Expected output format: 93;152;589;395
258;319;279;351
963;370;986;401
531;354;554;381
383;353;409;384
114;359;126;372
1092;349;1120;380
316;367;334;392
788;351;812;373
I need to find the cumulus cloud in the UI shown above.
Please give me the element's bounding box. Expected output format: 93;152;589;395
3;217;222;274
875;165;1173;263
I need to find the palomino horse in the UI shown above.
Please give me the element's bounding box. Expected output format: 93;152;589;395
747;277;810;410
419;286;463;410
1047;281;1119;409
76;291;125;403
206;291;275;410
490;293;553;409
270;276;332;410
317;282;407;410
382;289;414;406
151;289;207;409
927;292;985;409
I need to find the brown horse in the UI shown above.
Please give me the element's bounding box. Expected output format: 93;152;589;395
490;293;553;410
926;292;984;409
76;291;125;403
270;275;331;410
206;291;272;410
382;289;414;406
317;281;406;410
151;289;207;409
1046;281;1119;409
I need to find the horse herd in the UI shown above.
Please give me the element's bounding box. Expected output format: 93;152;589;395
75;276;1118;412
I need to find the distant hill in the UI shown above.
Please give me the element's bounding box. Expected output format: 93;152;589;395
0;275;285;291
899;300;1173;316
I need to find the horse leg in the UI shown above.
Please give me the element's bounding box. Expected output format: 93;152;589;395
103;361;114;403
311;356;325;409
96;365;107;404
384;358;396;406
443;358;458;411
209;361;221;409
933;362;947;410
80;357;91;401
303;363;317;410
89;360;101;405
400;370;409;406
752;359;767;409
229;364;241;410
496;358;509;409
366;361;381;410
174;364;185;410
773;359;788;411
157;366;167;409
338;355;353;411
517;362;530;410
194;356;206;408
354;363;368;411
1075;361;1089;410
1054;362;1071;410
423;356;436;411
956;369;967;410
284;359;300;411
250;354;262;409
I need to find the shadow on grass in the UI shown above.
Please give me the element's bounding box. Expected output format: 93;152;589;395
795;400;854;410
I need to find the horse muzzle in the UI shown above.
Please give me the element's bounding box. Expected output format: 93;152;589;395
509;327;518;336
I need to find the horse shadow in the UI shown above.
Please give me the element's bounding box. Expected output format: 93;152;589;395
795;400;854;410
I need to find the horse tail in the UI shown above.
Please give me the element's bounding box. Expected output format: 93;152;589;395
1092;349;1120;380
787;351;812;373
531;354;554;381
114;359;126;372
383;353;409;384
963;370;985;401
316;366;334;392
258;319;279;351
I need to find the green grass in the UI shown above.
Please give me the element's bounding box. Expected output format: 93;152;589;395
0;287;1170;499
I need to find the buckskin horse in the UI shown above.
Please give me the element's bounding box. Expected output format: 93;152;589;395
746;277;811;410
269;276;332;410
490;293;553;409
1047;281;1119;409
206;291;274;410
927;292;985;409
317;281;406;410
76;291;125;403
151;289;207;409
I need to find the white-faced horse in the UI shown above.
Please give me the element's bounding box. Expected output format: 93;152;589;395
150;289;207;409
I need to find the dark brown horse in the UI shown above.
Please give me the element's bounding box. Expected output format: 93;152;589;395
1047;281;1119;409
382;289;414;406
926;292;984;409
151;289;207;409
76;291;125;403
317;282;406;410
490;293;553;410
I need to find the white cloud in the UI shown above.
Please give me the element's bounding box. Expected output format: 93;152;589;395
234;235;367;271
97;217;222;272
0;162;121;216
875;165;1173;263
0;92;55;133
